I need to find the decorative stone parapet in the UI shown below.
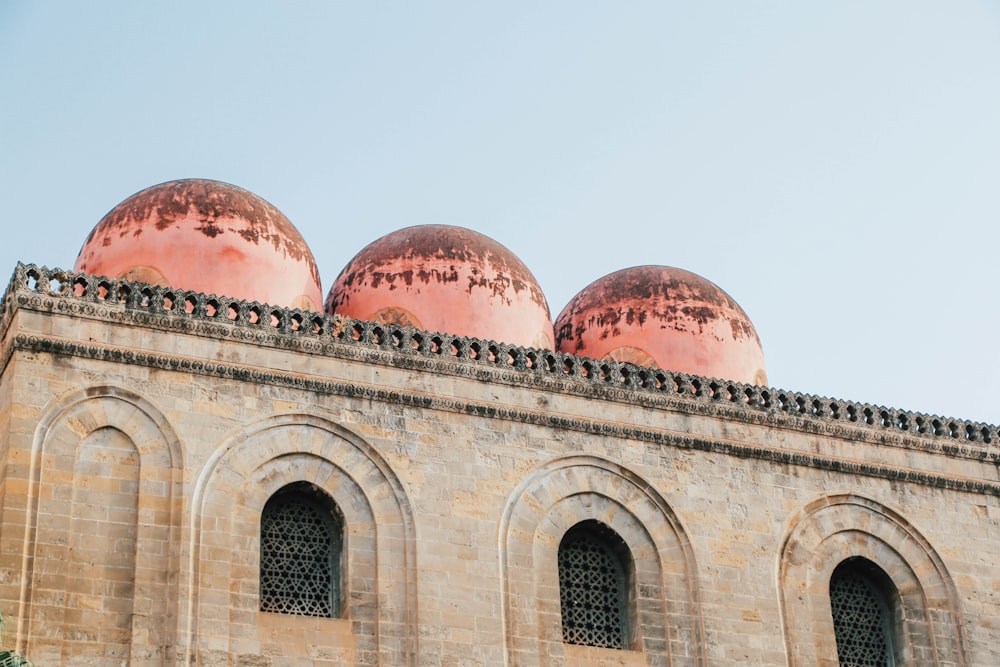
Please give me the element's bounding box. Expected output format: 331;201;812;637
3;263;998;462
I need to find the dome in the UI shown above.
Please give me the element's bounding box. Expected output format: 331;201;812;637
74;179;323;310
327;225;554;349
554;265;767;385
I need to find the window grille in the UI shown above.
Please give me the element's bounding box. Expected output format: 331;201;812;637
830;561;894;667
260;487;340;617
558;522;629;649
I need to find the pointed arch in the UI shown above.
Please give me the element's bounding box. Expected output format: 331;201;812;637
499;454;704;666
186;413;417;665
18;386;182;665
778;494;968;666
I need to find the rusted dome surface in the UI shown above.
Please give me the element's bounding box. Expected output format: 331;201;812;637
555;265;767;385
327;225;554;349
74;179;323;310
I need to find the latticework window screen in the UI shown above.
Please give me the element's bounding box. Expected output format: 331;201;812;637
260;489;340;617
558;523;629;649
830;562;894;667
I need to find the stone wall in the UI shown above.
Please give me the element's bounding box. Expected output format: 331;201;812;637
0;265;997;665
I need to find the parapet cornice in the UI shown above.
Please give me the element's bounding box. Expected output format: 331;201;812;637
3;264;999;469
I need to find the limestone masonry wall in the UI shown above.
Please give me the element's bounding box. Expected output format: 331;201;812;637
0;265;996;665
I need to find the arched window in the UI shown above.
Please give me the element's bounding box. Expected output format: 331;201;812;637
830;558;898;667
558;520;633;650
260;482;343;617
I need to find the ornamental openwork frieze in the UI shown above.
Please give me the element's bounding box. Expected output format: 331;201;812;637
3;263;999;474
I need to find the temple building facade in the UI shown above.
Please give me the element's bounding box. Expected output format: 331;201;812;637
0;179;996;665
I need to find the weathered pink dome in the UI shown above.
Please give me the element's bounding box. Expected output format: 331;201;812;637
74;179;322;310
327;225;554;349
555;265;767;385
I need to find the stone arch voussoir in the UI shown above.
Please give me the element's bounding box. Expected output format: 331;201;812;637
778;493;968;666
20;385;182;665
500;454;704;667
188;412;417;666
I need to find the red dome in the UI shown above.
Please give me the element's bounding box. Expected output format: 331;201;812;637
327;225;554;349
74;179;323;310
555;266;767;385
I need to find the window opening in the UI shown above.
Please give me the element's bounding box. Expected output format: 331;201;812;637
830;559;895;667
260;484;341;617
558;520;631;649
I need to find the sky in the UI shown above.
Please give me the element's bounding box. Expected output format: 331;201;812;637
2;2;999;424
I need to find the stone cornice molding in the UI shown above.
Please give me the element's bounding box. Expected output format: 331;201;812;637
6;332;999;498
3;264;999;474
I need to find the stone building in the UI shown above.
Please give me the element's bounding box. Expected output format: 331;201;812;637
0;179;996;665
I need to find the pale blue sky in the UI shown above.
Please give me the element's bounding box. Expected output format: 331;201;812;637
2;2;999;423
